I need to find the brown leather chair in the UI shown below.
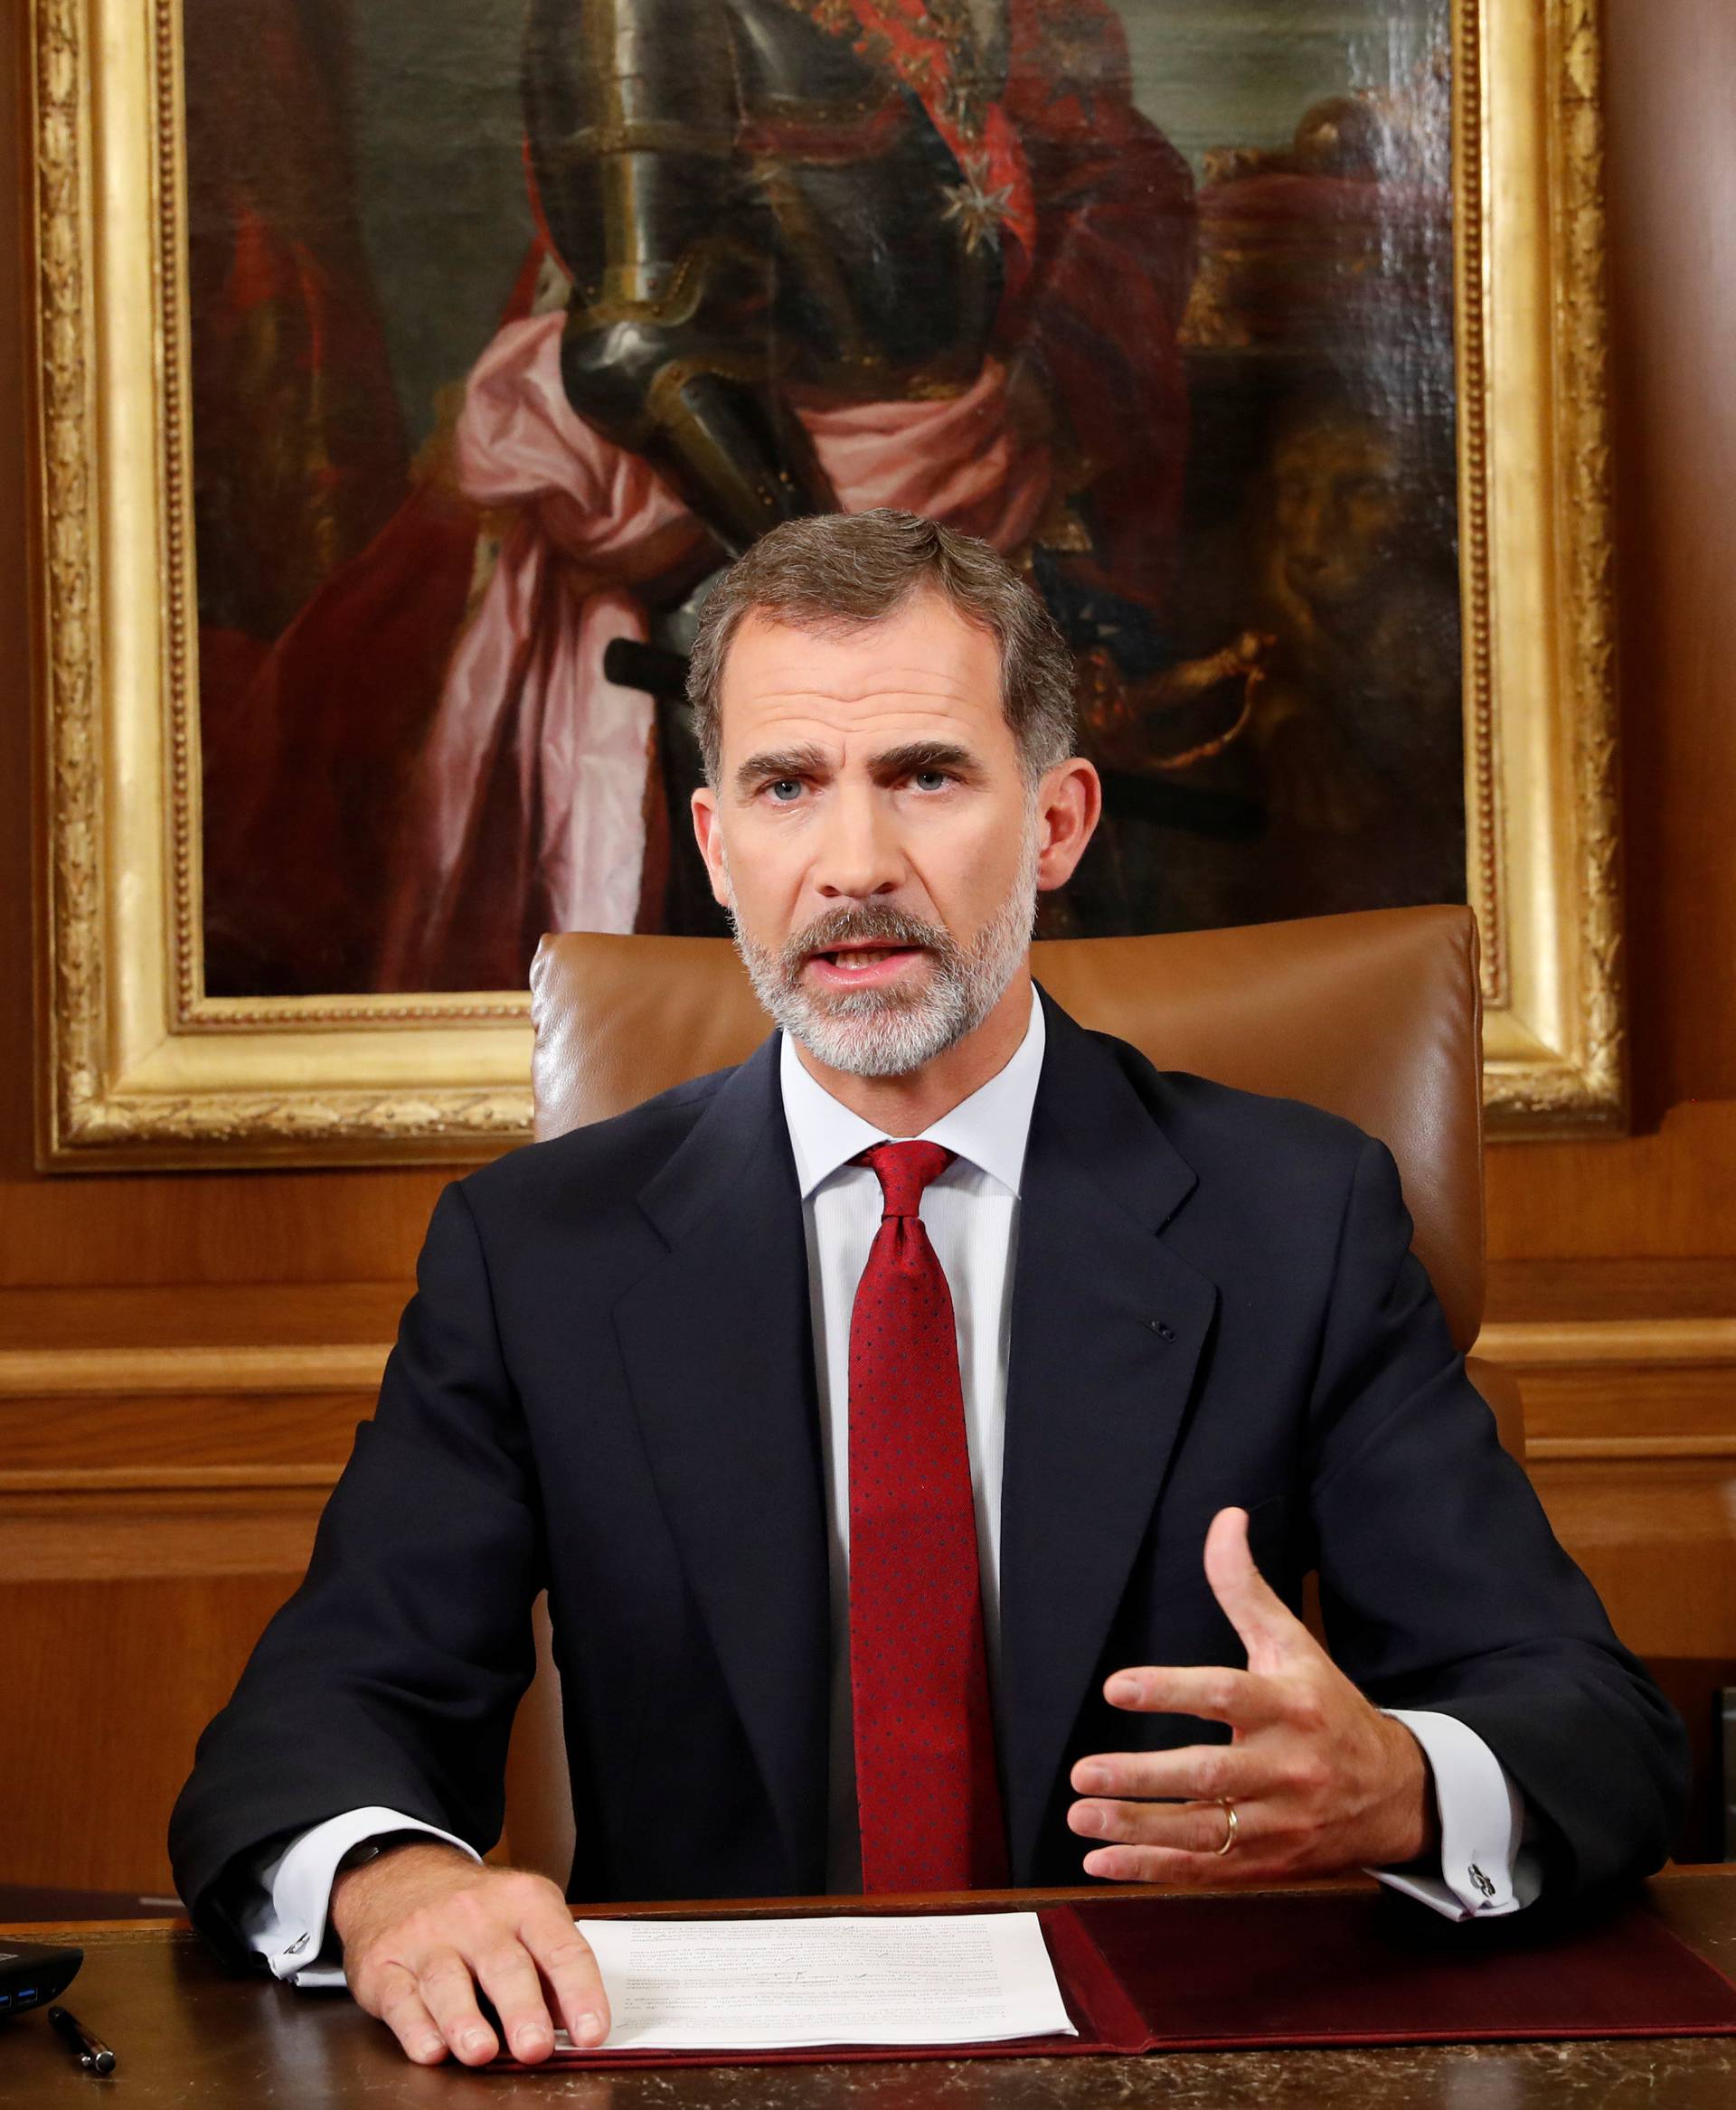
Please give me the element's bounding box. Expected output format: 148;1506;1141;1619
503;903;1522;1879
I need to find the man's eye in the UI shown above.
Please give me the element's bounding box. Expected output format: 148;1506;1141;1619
911;769;952;792
765;779;803;802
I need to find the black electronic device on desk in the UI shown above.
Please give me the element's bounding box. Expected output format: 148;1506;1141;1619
0;1938;83;2018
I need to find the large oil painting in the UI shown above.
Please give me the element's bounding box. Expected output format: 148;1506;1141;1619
30;0;1625;1159
187;0;1462;997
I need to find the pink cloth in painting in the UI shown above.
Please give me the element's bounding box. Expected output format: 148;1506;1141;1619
377;313;1054;983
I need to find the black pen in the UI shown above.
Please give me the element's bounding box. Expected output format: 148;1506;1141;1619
48;2005;117;2076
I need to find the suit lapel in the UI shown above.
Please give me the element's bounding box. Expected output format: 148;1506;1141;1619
611;1034;832;1891
998;993;1218;1879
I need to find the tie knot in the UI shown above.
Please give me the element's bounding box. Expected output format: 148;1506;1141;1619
858;1140;954;1218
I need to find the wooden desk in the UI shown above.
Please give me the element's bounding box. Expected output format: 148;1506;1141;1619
4;1874;1734;2107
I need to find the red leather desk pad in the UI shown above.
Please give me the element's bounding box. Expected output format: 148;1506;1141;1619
533;1889;1736;2070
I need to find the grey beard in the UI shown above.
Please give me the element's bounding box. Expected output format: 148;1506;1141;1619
726;828;1041;1079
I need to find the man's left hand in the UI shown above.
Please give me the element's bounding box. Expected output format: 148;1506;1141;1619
1068;1506;1435;1882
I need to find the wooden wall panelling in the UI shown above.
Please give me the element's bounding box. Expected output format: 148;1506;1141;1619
1521;1456;1736;1663
0;1379;369;1893
4;1574;312;1893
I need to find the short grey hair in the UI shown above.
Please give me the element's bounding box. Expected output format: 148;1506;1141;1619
686;510;1077;786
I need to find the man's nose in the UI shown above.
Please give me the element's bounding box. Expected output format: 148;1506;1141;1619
812;787;906;901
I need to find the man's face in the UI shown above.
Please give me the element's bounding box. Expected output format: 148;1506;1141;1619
690;592;1091;1078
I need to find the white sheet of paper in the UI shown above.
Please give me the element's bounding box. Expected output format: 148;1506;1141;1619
553;1912;1076;2053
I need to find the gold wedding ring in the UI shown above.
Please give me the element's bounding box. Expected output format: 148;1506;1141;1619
1214;1797;1239;1856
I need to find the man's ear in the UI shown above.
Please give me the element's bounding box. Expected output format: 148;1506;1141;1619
1034;758;1102;892
690;786;733;910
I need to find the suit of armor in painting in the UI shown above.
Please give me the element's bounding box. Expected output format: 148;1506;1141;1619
525;0;1014;553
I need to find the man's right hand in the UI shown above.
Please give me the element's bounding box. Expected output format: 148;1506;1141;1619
331;1841;610;2067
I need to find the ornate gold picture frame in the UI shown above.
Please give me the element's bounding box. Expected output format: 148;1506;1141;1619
29;0;1624;1167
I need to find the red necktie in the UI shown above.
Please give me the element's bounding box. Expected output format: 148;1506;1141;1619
847;1141;1009;1891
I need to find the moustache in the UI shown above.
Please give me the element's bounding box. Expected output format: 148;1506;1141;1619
779;904;954;974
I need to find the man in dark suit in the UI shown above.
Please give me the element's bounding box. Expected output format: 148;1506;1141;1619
170;511;1687;2070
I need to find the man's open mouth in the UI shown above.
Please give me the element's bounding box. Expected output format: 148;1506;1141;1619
806;942;925;981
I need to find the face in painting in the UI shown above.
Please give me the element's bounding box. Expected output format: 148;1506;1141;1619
690;593;1098;1079
1271;412;1408;615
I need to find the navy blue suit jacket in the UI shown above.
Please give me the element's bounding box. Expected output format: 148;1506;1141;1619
171;989;1687;1962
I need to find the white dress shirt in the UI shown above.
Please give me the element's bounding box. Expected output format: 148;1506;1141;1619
247;984;1536;1986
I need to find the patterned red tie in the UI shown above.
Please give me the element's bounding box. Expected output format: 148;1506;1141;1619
847;1141;1009;1891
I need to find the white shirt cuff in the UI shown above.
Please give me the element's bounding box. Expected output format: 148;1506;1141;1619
1367;1710;1543;1921
237;1806;480;1988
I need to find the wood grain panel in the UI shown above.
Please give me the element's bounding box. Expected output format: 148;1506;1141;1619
0;1283;411;1352
1514;1368;1736;1449
1481;1313;1736;1449
1486;1105;1736;1262
0;1391;367;1472
1526;1458;1736;1659
0;1574;303;1892
0;1482;331;1582
1486;1258;1736;1324
1482;1320;1736;1368
0;1349;385;1397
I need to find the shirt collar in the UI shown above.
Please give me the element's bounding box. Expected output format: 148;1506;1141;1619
779;984;1045;1201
